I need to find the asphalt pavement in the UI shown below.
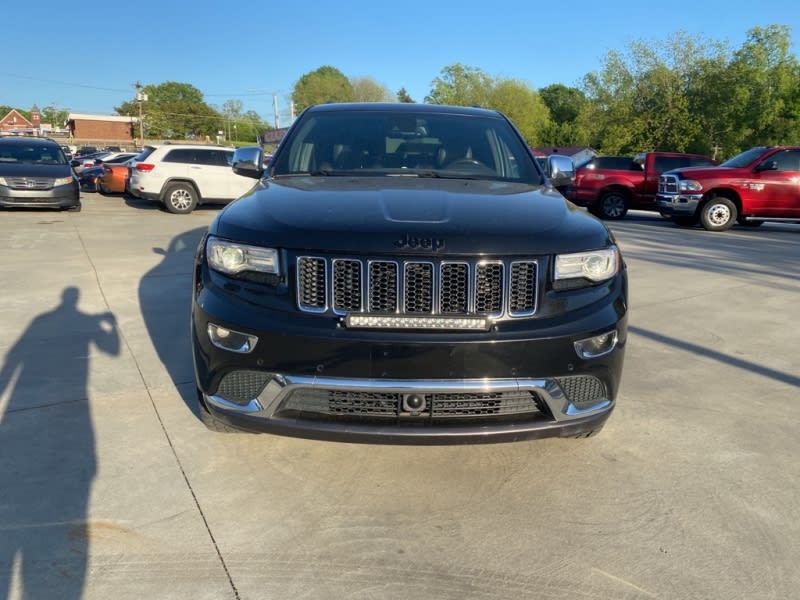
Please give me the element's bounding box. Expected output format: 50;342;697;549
0;193;798;600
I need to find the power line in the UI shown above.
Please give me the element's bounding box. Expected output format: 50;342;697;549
0;71;283;101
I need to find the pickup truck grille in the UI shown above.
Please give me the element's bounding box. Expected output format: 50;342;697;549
297;256;538;318
659;174;679;194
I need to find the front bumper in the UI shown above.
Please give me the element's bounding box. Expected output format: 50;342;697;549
0;184;80;209
192;274;627;444
656;192;702;216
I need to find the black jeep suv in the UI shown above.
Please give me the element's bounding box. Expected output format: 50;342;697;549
191;103;627;443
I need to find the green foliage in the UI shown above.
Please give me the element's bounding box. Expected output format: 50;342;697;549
425;64;494;106
488;79;551;144
351;77;396;102
539;84;587;124
115;81;220;139
397;88;414;103
425;65;552;143
292;66;354;112
575;26;800;158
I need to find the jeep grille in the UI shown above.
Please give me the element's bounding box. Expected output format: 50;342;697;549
297;256;538;318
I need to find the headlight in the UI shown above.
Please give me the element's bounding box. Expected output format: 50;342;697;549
678;179;702;192
206;238;280;276
554;246;619;283
54;175;75;186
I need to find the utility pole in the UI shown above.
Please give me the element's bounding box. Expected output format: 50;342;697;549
272;94;280;129
134;81;146;143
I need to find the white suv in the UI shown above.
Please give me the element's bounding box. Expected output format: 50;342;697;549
128;144;255;213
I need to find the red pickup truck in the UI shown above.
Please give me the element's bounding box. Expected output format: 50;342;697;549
566;151;717;219
657;146;800;231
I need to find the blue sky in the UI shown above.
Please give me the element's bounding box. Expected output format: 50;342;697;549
3;0;799;125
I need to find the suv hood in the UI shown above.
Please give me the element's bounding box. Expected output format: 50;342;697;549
210;176;612;255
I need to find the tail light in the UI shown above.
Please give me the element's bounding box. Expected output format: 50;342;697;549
136;163;155;172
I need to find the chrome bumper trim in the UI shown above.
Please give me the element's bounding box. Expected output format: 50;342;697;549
204;375;612;422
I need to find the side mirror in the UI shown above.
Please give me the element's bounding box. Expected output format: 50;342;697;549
546;154;575;187
232;147;265;179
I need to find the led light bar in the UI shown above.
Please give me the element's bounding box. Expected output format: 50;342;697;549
345;314;490;331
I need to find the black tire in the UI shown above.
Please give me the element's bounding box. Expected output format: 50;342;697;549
197;390;244;433
163;182;199;214
700;195;737;231
671;215;697;227
596;190;629;220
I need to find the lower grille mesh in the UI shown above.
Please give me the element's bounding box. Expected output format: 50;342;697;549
216;370;270;404
556;376;606;404
280;389;543;421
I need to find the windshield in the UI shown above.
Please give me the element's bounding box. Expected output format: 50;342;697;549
0;143;68;165
719;147;767;168
271;109;542;183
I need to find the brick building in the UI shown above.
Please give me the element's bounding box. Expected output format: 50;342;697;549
67;113;137;141
0;106;39;134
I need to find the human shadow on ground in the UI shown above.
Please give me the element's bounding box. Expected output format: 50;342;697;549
138;227;208;416
0;287;119;599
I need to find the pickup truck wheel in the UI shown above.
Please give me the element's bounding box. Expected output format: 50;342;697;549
163;182;199;214
700;196;737;231
596;191;628;220
671;216;697;227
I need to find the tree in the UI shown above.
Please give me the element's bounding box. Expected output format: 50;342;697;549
397;88;414;103
292;66;354;112
487;79;551;144
351;77;396;102
115;81;219;139
41;105;70;130
579;33;719;153
425;64;494;107
726;25;800;150
539;85;587;126
221;99;244;141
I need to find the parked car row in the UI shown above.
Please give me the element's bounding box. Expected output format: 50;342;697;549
565;147;800;229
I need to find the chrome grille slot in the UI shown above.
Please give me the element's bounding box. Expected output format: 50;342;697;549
369;261;398;312
332;259;361;313
475;262;504;316
509;261;537;315
404;262;433;313
297;255;537;319
297;257;327;311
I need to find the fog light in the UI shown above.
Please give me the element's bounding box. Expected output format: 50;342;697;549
574;330;618;359
207;323;258;353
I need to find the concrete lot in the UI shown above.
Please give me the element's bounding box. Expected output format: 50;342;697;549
0;193;798;600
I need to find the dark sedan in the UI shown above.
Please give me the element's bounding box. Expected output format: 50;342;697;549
0;137;80;211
